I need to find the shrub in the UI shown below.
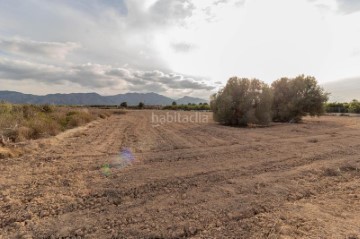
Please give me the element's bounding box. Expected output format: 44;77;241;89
0;102;113;143
162;103;210;111
25;114;62;139
349;100;360;113
22;105;40;119
272;75;328;122
138;102;145;109
0;102;13;114
65;111;94;128
210;77;273;126
325;102;350;113
42;104;55;113
120;102;128;108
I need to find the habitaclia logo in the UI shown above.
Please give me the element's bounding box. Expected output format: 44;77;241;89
151;112;209;127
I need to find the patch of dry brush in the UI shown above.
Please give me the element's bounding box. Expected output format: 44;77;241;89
0;102;114;144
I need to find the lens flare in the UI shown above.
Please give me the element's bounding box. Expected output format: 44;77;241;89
101;148;135;176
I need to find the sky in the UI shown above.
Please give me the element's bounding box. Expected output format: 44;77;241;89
0;0;359;99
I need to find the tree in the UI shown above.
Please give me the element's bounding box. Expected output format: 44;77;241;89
138;102;145;109
349;99;360;113
272;75;328;122
120;102;127;108
172;101;177;106
210;77;273;126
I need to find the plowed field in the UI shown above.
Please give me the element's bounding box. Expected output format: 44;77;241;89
1;111;360;238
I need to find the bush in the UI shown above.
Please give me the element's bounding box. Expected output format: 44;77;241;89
26;116;62;139
272;75;328;122
325;102;350;113
120;102;127;108
0;102;113;143
65;111;94;128
210;77;273;126
42;104;55;113
162;103;210;111
138;102;145;109
349;100;360;113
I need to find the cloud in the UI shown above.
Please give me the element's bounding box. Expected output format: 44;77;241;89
0;38;80;59
0;0;359;99
171;42;196;53
322;77;360;101
0;58;119;88
0;57;214;91
164;77;214;90
213;0;230;5
311;0;360;14
107;68;215;90
352;48;360;56
336;0;360;14
149;0;195;25
124;0;196;30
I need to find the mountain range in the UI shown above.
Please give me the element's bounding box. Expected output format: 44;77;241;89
322;78;360;102
0;77;358;106
0;91;209;106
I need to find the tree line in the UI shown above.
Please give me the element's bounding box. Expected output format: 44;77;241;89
325;100;360;114
210;75;329;126
118;101;211;110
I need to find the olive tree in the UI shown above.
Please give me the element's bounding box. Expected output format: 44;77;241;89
210;77;273;126
271;75;329;122
120;102;127;108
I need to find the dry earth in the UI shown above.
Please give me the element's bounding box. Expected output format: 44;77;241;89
1;111;360;239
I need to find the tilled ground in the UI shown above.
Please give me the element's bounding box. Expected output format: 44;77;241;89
1;111;360;239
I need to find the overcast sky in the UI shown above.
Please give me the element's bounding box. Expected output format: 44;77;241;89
0;0;359;98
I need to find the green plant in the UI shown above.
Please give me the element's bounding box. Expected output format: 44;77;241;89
120;102;128;108
272;75;329;122
138;102;145;109
349;100;360;113
210;77;273;126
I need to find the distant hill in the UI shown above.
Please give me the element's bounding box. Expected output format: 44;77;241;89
0;91;208;106
322;78;360;102
176;96;209;105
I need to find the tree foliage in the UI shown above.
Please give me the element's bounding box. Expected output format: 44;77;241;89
163;103;210;111
271;75;328;122
211;75;329;126
325;102;350;113
210;77;273;126
349;100;360;113
120;102;127;108
138;102;145;109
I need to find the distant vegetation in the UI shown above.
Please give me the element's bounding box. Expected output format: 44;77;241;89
211;75;329;126
120;102;128;108
0;102;115;143
325;100;360;114
138;102;145;109
163;102;210;111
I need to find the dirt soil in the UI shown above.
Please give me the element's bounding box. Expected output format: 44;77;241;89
1;111;360;239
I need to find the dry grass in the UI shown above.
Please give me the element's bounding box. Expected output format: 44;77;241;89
0;102;117;144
